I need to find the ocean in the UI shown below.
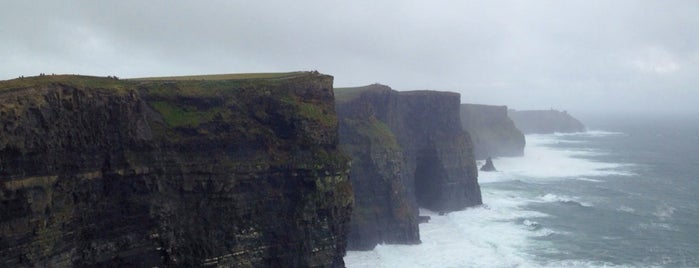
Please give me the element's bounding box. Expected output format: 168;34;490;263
344;116;699;267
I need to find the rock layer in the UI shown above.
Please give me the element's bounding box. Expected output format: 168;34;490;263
336;84;481;250
460;104;525;159
0;73;352;267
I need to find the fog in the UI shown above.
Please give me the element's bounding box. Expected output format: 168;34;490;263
2;1;698;116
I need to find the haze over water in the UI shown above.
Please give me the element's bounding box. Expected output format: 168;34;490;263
345;115;699;267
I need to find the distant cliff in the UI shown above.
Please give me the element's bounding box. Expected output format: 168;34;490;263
336;84;481;250
460;104;525;159
0;72;352;267
508;109;586;134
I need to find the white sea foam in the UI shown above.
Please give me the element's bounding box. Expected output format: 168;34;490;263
537;193;593;207
345;189;555;268
552;130;625;137
345;132;632;267
652;204;676;221
345;188;621;267
575;177;603;182
478;134;633;183
617;206;636;213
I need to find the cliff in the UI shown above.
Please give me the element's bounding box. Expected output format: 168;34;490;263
0;72;352;267
336;84;481;250
508;109;586;134
460;104;525;159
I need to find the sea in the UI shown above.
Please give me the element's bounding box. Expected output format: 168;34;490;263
344;115;699;267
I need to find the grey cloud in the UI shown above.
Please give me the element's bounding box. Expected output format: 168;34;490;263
2;0;698;115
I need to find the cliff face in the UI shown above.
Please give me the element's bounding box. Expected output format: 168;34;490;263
460;104;525;159
336;84;481;250
508;109;586;134
0;73;352;267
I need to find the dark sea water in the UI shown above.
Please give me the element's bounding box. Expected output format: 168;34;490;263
345;116;699;267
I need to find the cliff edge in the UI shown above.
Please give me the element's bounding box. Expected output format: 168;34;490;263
460;104;525;159
0;72;352;267
336;84;481;250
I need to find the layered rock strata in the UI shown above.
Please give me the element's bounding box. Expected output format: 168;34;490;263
336;84;481;250
0;73;352;267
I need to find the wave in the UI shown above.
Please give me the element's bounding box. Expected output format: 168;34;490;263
344;188;610;268
537;193;593;207
551;130;625;137
478;133;634;183
652;204;676;221
617;206;636;213
346;131;636;267
575;177;603;182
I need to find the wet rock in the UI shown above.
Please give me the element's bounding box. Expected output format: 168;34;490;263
480;157;497;172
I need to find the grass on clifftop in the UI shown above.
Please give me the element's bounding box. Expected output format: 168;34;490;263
129;72;308;81
335;84;391;102
0;75;133;93
0;72;316;93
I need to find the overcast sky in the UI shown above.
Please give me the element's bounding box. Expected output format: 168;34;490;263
2;1;698;116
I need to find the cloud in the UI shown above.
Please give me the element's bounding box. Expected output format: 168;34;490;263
630;47;680;74
1;0;698;115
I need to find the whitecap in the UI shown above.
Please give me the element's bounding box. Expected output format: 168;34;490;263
537;193;593;207
636;222;679;232
575;177;603;182
652;204;676;221
477;134;633;182
552;130;625;137
346;130;634;268
617;206;636;213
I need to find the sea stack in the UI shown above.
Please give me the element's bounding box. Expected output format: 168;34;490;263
480;157;497;172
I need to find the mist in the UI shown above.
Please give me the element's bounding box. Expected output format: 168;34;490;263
2;0;698;115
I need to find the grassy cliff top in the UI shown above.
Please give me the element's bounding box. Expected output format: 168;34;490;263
130;71;309;81
0;75;132;93
0;72;322;94
335;83;393;102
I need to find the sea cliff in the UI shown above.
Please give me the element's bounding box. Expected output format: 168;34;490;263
0;72;352;267
460;104;525;159
508;109;586;134
336;84;481;250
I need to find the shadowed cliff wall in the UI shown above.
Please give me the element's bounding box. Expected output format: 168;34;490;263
0;73;352;267
460;104;525;159
336;84;481;250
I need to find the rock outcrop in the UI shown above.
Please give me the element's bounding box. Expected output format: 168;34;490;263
460;104;525;159
336;84;481;250
508;109;586;134
0;73;352;267
480;157;496;172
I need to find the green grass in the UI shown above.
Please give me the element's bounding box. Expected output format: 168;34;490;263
334;84;390;102
150;101;223;127
0;75;132;93
295;101;337;128
343;116;401;151
129;72;309;81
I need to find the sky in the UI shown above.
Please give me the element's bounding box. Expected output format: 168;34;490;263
2;1;698;116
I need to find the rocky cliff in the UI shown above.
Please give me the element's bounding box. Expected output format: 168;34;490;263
460;104;525;159
336;84;481;250
508;109;586;134
0;72;352;267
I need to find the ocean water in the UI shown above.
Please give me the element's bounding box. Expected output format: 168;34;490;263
344;116;699;267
